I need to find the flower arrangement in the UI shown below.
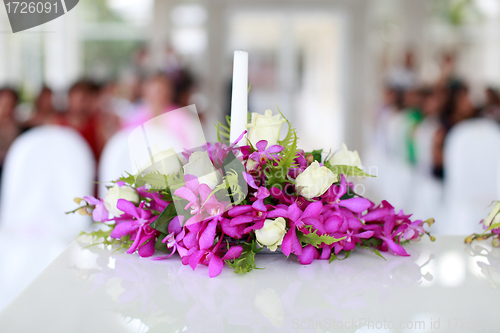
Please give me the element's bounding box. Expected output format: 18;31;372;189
71;110;434;277
465;202;500;246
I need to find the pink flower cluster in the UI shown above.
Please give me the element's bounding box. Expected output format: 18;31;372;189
82;139;429;277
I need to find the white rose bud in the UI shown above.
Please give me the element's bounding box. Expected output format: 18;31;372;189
104;184;140;217
484;202;500;227
255;217;287;251
246;110;286;148
183;151;221;190
329;143;363;168
295;161;338;199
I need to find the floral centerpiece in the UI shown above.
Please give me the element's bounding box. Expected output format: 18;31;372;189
70;107;434;277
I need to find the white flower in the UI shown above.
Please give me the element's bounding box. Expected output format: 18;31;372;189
246;109;286;147
104;184;140;217
246;158;258;171
484;202;500;227
183;151;221;190
329;143;363;168
295;161;338;199
140;146;182;176
255;217;287;251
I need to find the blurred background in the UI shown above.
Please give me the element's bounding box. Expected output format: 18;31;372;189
2;0;500;311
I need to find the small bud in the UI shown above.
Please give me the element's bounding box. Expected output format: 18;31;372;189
306;154;314;164
74;197;83;205
424;218;435;227
492;237;500;248
78;207;91;216
429;235;436;242
464;236;473;244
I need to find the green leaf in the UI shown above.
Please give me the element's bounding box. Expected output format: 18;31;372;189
155;233;171;254
116;172;135;185
225;240;262;274
305;149;323;163
360;245;386;261
135;172;168;190
150;203;179;234
80;224;133;251
325;163;375;178
329;250;351;263
297;227;345;247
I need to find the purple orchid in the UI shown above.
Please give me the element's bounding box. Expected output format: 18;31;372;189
83;196;109;222
249;140;283;165
110;199;158;257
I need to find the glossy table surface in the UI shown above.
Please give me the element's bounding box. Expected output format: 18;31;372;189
1;235;499;333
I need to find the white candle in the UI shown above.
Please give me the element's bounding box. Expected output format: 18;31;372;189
230;50;248;144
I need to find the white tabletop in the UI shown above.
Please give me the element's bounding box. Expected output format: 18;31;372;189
0;235;499;333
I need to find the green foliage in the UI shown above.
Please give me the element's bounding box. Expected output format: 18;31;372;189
324;162;375;178
135;172;169;190
225;241;262;274
215;115;231;144
150;203;179;234
116;172;136;186
298;226;345;247
155;233;171;254
264;110;299;188
305;149;323;163
80;224;133;252
329;250;351;263
360;245;386;261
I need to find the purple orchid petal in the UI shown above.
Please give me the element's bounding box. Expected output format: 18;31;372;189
221;246;243;260
255;140;268;152
354;230;374;239
266;145;284;154
116;199;140;219
382;237;409;256
339;198;371;213
230;215;256;226
168;215;184;234
287;203;302;222
83;196;100;206
228;205;254;216
319;246;332;260
138;238;156;257
199;220;218;250
297;245;319;265
266;208;288;218
252;199;267;212
324;215;343;233
209;254;224;278
189;250;205;270
110;221;136;238
301;201;322;220
242;172;258;189
282;227;303;256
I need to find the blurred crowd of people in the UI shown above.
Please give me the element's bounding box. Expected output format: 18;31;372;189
375;51;500;180
0;58;197;184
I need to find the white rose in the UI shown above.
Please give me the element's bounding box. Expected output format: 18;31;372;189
484;202;500;227
255;217;287;251
246;109;286;147
183;151;221;190
295;161;338;199
329;143;363;168
104;184;140;217
140;146;182;176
